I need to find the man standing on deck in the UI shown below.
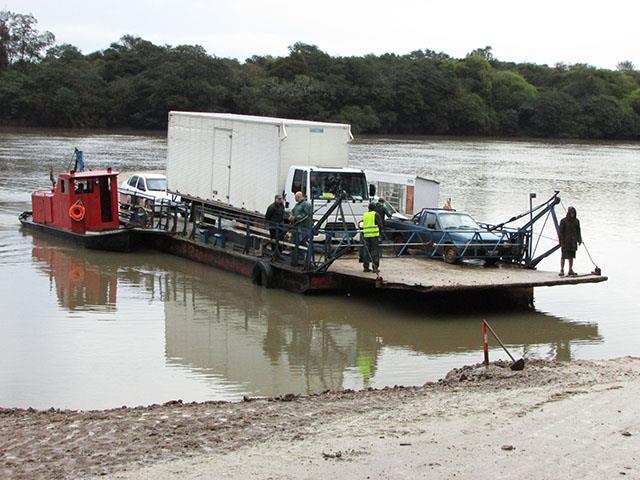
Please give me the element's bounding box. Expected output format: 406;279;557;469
265;194;285;257
373;196;391;230
289;191;313;266
290;192;313;230
559;206;582;276
360;203;383;273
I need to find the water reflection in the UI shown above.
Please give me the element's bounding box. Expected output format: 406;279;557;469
27;230;601;395
162;270;601;393
30;234;118;312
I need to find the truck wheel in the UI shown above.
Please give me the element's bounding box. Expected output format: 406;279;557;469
252;261;275;288
443;246;458;264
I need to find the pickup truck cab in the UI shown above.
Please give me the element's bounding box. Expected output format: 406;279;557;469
386;208;515;264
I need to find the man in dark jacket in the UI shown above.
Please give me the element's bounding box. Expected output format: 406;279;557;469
289;191;313;266
265;194;285;256
373;196;391;230
559;206;582;276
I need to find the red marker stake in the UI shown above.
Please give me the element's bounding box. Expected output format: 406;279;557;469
482;321;489;366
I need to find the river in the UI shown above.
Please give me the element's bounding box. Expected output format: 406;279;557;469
0;128;638;410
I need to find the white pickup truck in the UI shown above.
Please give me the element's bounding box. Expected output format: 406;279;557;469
119;173;180;206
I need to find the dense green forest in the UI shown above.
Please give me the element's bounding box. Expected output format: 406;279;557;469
1;10;640;139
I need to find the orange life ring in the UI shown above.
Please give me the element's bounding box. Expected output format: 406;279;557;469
69;266;85;283
69;202;86;222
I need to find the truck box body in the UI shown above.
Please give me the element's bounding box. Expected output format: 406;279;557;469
366;171;440;215
166;112;353;213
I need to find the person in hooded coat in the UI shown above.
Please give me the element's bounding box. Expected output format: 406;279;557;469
559;206;582;276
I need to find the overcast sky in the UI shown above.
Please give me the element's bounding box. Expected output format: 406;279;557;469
5;0;639;69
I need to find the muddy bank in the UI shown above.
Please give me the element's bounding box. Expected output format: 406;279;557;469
1;357;639;480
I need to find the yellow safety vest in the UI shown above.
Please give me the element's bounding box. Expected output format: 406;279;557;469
362;211;380;238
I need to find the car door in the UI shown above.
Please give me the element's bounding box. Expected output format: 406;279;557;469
127;175;138;193
136;176;147;194
420;211;439;252
421;212;438;246
405;211;430;248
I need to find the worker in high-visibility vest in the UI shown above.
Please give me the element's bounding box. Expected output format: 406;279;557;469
360;203;383;273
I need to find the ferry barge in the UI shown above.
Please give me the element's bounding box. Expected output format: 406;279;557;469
18;149;606;308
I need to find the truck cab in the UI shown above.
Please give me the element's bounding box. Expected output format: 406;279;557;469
284;166;370;230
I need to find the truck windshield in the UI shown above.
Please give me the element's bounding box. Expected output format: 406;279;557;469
438;213;480;230
146;178;167;191
310;172;368;200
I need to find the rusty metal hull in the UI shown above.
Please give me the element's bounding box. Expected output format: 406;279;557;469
134;230;351;294
128;230;608;309
20;213;132;252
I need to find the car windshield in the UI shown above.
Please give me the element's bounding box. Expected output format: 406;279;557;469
146;178;167;191
438;213;480;230
310;172;368;200
379;201;398;216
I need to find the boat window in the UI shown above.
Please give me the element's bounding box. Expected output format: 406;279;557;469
146;178;167;191
136;177;146;191
128;176;138;187
60;179;66;193
310;172;368;200
74;179;94;194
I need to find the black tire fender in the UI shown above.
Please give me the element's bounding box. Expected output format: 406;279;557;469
251;261;275;288
443;244;459;264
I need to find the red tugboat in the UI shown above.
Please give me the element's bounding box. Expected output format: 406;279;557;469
20;167;131;252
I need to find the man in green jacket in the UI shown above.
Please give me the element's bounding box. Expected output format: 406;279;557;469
289;191;313;266
290;191;313;229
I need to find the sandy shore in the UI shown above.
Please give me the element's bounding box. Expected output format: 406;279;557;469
1;357;639;480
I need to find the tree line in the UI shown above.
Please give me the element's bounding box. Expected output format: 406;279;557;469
1;10;640;139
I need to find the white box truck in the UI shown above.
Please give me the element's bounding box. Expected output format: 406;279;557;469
366;171;440;216
166;112;370;228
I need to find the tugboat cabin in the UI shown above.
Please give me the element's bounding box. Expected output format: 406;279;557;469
31;169;120;233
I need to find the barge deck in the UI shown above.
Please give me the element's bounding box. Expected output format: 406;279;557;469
330;256;606;292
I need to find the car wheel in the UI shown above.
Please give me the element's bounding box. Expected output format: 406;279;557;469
393;233;406;255
443;245;458;264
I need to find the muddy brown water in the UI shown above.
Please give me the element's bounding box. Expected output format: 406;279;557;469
0;128;638;409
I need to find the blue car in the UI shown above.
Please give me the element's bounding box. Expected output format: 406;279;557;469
385;209;518;264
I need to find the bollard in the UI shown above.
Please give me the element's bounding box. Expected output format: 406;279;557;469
482;321;489;366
